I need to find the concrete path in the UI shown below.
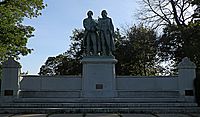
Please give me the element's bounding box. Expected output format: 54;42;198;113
121;114;155;117
49;114;82;117
156;114;190;117
86;114;119;117
0;113;200;117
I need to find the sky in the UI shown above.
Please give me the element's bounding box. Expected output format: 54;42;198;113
19;0;139;74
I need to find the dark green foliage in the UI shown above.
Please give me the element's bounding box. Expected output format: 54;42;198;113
158;22;200;73
115;25;158;76
39;29;84;75
39;25;159;76
0;0;46;60
39;54;82;75
190;0;200;5
138;0;200;74
0;0;46;76
67;29;85;60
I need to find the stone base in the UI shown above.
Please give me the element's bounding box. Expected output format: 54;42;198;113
0;101;199;113
81;56;117;98
81;90;117;98
19;91;81;98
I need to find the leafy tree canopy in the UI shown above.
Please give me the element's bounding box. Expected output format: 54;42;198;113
137;0;200;73
0;0;46;62
39;29;84;76
39;25;160;76
115;24;159;76
190;0;200;5
158;22;200;69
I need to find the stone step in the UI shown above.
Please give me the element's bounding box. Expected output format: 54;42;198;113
19;91;181;98
13;97;189;103
117;91;180;98
0;102;198;108
0;107;200;114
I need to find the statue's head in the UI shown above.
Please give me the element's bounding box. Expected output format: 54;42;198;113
87;10;93;17
101;10;107;18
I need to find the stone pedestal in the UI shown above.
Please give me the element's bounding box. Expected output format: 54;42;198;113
1;58;21;102
178;57;196;102
81;56;117;98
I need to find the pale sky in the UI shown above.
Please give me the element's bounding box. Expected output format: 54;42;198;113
19;0;139;74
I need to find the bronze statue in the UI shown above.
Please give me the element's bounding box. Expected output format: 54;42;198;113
83;10;115;56
98;10;115;56
83;11;99;56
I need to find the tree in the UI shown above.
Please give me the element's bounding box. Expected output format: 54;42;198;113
115;25;158;76
0;0;46;79
191;0;200;5
39;29;84;75
158;23;200;69
39;54;81;75
0;0;46;67
137;0;200;73
39;25;159;76
137;0;194;29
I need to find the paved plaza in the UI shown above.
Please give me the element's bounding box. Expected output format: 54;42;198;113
0;113;200;117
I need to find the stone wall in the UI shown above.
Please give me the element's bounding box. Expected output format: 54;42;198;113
116;76;179;98
20;76;179;91
0;57;197;102
18;75;181;98
19;76;82;98
20;75;81;91
116;76;178;91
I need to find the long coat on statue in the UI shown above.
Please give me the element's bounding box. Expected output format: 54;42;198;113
98;17;115;54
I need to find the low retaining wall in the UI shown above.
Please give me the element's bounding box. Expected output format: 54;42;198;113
116;76;179;98
0;57;197;102
19;75;180;98
116;76;178;91
20;75;81;91
20;75;178;92
19;76;82;98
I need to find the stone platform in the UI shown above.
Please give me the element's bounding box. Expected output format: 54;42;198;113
1;113;200;117
0;102;199;114
81;56;117;98
0;97;199;114
0;57;199;114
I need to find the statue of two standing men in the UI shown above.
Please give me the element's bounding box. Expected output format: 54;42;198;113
83;10;115;56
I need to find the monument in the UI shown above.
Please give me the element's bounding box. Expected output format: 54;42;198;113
98;10;115;56
0;10;198;114
83;10;99;56
1;58;21;102
83;10;115;56
81;10;117;97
